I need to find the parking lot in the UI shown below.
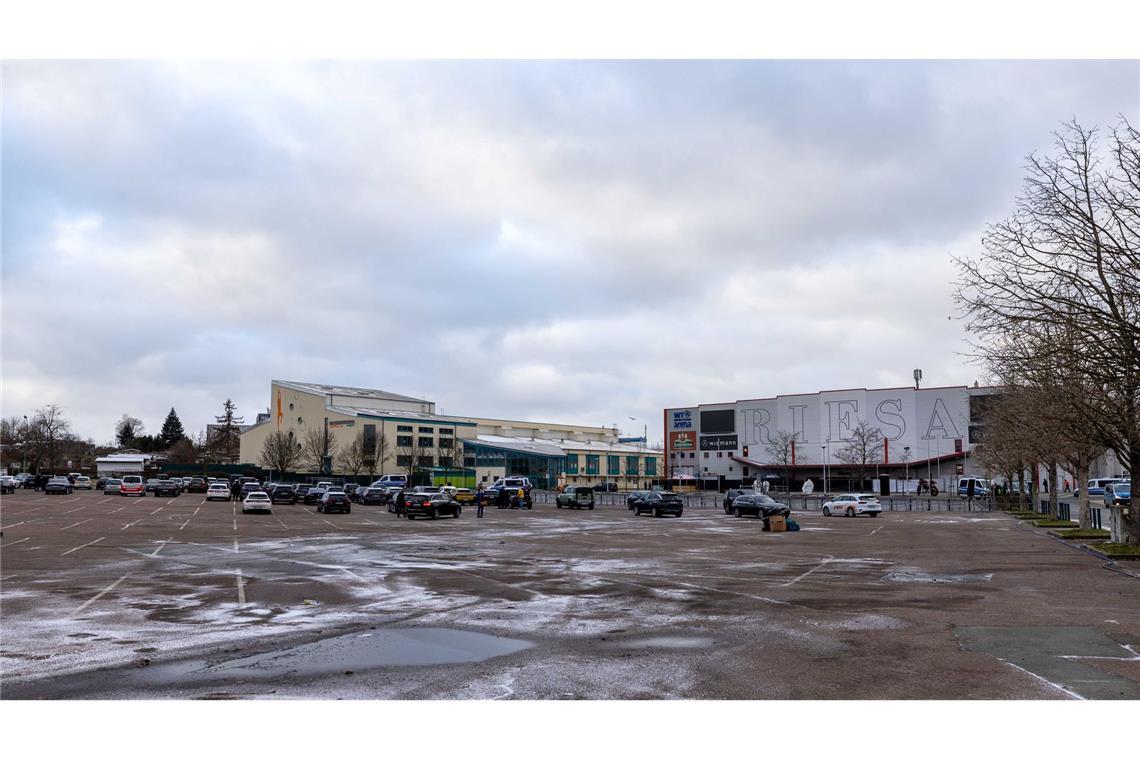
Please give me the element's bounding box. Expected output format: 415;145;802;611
1;486;1138;699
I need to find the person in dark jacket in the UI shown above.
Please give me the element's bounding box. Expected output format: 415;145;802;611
395;489;406;518
230;479;242;502
475;485;485;518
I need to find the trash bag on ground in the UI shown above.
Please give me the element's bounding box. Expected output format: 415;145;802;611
786;518;801;531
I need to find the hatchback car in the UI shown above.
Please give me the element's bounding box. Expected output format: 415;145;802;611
303;487;327;505
822;493;882;517
73;476;93;490
1104;481;1131;507
359;487;389;505
405;493;461;520
241;491;273;514
318;491;352;514
629;491;683;517
120;475;145;497
557;486;596;510
102;478;123;495
186;478;208;493
152;479;181;497
1;476;17;494
206;483;231;501
270;485;297;504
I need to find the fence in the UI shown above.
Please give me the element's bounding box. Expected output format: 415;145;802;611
532;490;996;513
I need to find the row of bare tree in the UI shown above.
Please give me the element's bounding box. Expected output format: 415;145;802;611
258;427;443;481
955;120;1139;544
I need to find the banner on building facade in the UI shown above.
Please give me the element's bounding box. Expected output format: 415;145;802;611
669;431;697;450
699;434;738;451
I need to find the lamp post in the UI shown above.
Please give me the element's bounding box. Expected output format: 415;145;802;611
22;415;29;473
821;444;828;495
903;446;911;493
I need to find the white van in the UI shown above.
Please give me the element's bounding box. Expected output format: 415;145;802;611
372;474;407;488
957;477;991;498
1077;478;1125;497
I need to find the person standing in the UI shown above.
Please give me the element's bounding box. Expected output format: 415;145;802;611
395;488;406;518
230;478;241;503
475;485;485;518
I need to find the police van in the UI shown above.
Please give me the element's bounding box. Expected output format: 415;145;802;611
957;477;991;498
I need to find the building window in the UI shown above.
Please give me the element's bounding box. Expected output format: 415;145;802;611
586;455;600;475
690;453;695;459
297;417;303;424
566;454;579;475
417;455;434;467
717;451;723;458
438;438;453;449
363;424;376;454
743;466;749;476
289;403;294;410
463;456;476;467
397;425;413;432
439;457;453;467
419;426;434;433
626;455;638;476
418;436;434;448
396;455;412;467
607;455;620;476
439;428;454;435
397;435;413;447
645;458;656;476
703;452;709;458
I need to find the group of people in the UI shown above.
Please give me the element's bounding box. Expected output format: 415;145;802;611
25;474;54;491
388;483;527;519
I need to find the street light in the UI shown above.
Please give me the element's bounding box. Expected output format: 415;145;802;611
821;444;828;494
903;446;911;493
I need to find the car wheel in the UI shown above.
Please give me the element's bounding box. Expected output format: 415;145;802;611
870;511;880;517
733;507;741;518
407;515;415;521
345;507;351;514
822;506;831;516
454;507;461;518
430;509;438;520
846;507;855;518
654;508;662;518
588;504;594;510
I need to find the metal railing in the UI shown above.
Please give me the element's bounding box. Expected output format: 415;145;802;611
532;490;995;512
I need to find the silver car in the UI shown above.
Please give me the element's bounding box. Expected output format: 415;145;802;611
103;478;123;495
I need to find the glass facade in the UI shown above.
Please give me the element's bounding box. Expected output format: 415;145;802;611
626;455;639;476
464;440;565;490
607;455;620;476
566;453;578;474
645;457;656;476
586;455;599;475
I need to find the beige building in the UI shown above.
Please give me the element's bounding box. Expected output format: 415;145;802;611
239;380;663;489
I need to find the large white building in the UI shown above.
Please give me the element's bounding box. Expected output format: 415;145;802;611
239;380;662;489
665;384;996;490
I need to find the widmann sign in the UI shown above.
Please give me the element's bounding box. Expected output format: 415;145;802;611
699;434;738;451
669;431;697;450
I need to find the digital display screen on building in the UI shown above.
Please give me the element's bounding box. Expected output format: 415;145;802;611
700;409;735;434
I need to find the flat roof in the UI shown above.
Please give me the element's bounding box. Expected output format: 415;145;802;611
276;380;429;405
668;383;998;410
326;405;478;426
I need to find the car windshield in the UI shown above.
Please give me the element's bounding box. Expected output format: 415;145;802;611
754;494;778;505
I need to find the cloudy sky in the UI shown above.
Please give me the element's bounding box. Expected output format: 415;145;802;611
3;60;1137;445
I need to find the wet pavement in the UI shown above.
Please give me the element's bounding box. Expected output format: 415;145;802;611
1;488;1137;699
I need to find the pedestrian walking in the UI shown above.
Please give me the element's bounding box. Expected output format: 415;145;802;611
475;485;485;518
1064;479;1070;493
230;478;241;503
395;489;406;518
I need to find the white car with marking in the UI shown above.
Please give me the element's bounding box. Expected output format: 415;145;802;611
206;483;231;501
242;491;272;514
822;493;882;517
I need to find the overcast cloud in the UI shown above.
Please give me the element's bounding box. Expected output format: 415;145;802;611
3;60;1137;444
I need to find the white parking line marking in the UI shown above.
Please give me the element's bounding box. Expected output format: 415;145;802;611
73;573;131;615
236;569;246;604
61;498;82;505
1;537;31;548
340;567;364;580
121;520;141;530
179;519;191;531
150;536;174;557
783;556;835;587
61;537;105;556
322;519;337;529
277;519;288;530
192;507;201;516
63;505;86;513
61;519;91;531
870;525;884;536
97;498;113;505
108;506;125;514
233;537;239;554
150;506;165;515
167;498;178;505
0;521;26;531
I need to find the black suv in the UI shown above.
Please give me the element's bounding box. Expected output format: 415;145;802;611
270;485;296;504
360;487;389;505
303;487;327;505
318;491;351;514
239;482;262;498
185;477;208;493
629;491;683;517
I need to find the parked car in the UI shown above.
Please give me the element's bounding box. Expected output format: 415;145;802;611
1104;481;1131;507
185;478;208;493
629;491;683;517
270;485;297;504
453;488;475;505
344;483;361;497
557;486;596;510
45;477;74;495
405;493;461;520
722;488;750;511
371;474;407;488
822;493;882;517
593;482;617;492
303;487;328;505
18;473;35;489
241;491;273;514
73;475;93;490
729;493;792;519
1078;478;1126;498
68;472;82;483
153;479;182;497
1;476;16;494
144;478;162;493
627;490;655;509
239;482;262;498
489;484;533;509
102;478;122;495
318;490;352;514
206;483;231;501
120;475;145;497
359;487;389;505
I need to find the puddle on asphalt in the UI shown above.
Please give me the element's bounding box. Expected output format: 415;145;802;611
619;636;714;649
133;628;533;684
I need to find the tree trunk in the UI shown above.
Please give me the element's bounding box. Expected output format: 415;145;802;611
1127;441;1140;546
1047;460;1058;518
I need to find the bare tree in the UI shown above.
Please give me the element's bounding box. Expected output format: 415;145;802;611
301;426;338;475
168;437;199;465
115;414;144;448
336;431;367;479
955;119;1140;544
32;404;71;471
366;430;391;481
260;430;301;477
395;432;428;482
763;429;797;495
834;421;884;489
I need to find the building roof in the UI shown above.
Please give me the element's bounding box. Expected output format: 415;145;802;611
466;435;661;458
95;454;152;463
326;406;477;426
276;380;428;405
